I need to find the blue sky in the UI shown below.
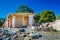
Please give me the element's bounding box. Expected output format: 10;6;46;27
0;0;60;18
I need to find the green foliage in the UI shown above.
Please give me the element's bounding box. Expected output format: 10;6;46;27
0;22;4;26
16;5;34;13
34;14;40;23
0;18;5;26
52;29;58;32
38;10;56;23
56;14;60;20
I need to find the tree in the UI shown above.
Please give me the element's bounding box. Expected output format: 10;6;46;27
0;18;5;26
16;5;34;13
56;14;60;20
38;10;56;23
34;14;40;23
0;22;4;26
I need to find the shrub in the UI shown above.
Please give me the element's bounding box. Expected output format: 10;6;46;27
53;29;58;32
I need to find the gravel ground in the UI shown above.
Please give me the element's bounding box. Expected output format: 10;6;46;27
23;32;60;40
38;32;60;40
0;28;60;40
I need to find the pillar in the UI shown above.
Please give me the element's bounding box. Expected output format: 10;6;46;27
12;16;15;28
29;15;33;27
5;20;8;28
7;16;10;28
23;16;25;26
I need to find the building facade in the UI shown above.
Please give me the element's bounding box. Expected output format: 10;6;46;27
4;13;34;28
